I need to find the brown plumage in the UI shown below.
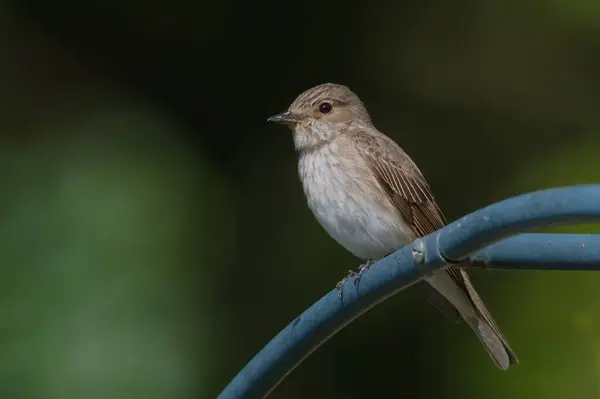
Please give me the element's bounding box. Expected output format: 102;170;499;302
268;83;518;369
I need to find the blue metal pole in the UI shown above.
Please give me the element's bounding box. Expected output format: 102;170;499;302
218;185;600;399
469;233;600;270
437;185;600;261
219;242;440;399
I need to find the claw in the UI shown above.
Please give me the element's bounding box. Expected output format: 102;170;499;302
335;259;377;299
335;269;358;299
353;259;375;288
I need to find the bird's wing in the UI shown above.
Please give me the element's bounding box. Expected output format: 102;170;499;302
351;131;446;236
352;129;517;367
351;131;478;311
351;130;464;320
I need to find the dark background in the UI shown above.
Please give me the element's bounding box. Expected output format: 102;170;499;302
2;0;600;398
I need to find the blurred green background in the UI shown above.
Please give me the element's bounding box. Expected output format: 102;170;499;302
1;0;600;398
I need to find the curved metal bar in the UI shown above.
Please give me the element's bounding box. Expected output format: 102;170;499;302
469;233;600;270
218;243;440;399
218;185;600;399
438;185;600;261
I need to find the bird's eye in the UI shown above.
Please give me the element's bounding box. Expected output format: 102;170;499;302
319;102;333;114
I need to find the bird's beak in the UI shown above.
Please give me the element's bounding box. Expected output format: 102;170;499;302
267;112;300;125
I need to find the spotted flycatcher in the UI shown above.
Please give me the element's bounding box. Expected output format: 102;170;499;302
267;83;518;370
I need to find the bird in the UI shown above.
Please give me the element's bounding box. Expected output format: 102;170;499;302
267;82;518;370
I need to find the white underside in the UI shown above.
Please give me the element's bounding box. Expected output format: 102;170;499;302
299;139;415;260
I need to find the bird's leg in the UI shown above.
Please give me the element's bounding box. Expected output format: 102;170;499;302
353;259;375;287
335;269;358;299
335;260;376;299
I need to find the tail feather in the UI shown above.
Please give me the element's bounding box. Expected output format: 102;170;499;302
458;269;519;368
464;312;515;370
424;269;518;369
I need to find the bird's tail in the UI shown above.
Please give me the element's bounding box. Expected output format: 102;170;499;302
424;269;518;370
456;269;518;370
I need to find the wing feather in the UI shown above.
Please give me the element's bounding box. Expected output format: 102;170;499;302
351;129;517;365
351;132;481;313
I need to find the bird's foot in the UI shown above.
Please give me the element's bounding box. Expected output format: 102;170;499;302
335;269;358;299
353;259;375;288
335;259;376;299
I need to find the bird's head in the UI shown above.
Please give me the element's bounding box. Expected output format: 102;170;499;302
268;83;371;150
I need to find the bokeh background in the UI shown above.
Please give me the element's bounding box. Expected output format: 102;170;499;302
2;0;600;398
